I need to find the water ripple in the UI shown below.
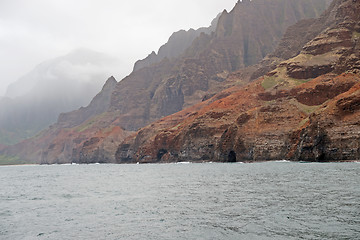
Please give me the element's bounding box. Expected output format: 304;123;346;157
0;162;359;239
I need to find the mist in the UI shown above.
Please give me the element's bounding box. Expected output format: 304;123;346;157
0;49;121;144
0;0;237;96
5;49;121;99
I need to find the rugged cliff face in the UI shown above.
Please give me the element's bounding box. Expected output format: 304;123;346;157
116;0;360;163
0;0;332;164
133;14;220;72
292;81;360;161
116;73;360;163
110;0;330;130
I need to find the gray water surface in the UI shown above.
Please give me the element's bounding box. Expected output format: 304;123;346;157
0;162;359;239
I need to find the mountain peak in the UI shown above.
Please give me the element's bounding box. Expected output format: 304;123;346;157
106;75;117;83
0;0;336;163
132;13;221;72
114;0;360;163
102;76;117;91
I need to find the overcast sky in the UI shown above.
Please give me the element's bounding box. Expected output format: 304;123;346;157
0;0;237;96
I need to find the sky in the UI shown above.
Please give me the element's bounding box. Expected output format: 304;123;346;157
0;0;237;96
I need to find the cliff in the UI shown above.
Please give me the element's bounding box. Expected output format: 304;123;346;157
0;0;331;164
116;0;360;163
110;0;329;131
133;14;220;72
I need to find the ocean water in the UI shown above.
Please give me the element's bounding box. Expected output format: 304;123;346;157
0;162;359;240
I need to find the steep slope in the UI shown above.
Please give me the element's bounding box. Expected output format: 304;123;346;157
250;0;339;80
116;0;360;163
133;14;220;72
110;0;330;130
0;49;120;145
290;80;360;161
0;0;330;164
56;76;118;128
1;76;132;164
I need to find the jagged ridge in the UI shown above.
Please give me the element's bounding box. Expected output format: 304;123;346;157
116;0;360;163
0;0;331;164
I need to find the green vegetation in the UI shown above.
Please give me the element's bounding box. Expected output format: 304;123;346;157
287;52;340;68
0;135;14;146
76;118;98;132
75;112;115;133
288;53;312;63
299;104;320;114
292;78;311;86
75;113;103;132
0;127;42;145
261;66;311;91
290;99;321;115
0;155;28;165
261;76;278;90
298;118;310;128
0;129;21;145
353;32;360;41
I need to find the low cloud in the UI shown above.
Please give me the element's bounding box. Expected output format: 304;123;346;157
0;0;236;96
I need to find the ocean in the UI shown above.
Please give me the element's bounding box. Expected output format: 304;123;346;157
1;162;359;239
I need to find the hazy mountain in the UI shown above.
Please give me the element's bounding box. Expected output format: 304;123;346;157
133;13;221;72
117;0;360;163
0;0;332;164
0;49;119;145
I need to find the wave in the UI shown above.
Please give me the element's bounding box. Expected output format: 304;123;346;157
274;160;291;163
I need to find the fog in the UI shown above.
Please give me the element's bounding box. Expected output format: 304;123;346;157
0;49;122;144
5;49;120;98
0;0;237;96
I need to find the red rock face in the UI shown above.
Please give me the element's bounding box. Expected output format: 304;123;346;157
292;74;359;106
291;82;360;161
1;110;133;164
0;0;344;164
116;72;360;163
108;0;330;131
116;0;360;163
